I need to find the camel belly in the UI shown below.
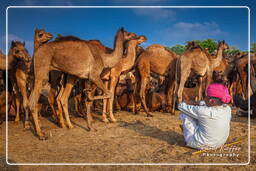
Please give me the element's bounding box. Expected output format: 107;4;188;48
52;49;93;78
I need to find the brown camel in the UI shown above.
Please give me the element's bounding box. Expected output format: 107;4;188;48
136;44;178;116
101;35;147;122
53;30;137;130
29;28;136;138
233;52;256;99
13;29;53;128
172;40;229;113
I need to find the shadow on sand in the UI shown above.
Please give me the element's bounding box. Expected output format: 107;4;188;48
0;155;19;171
119;120;185;147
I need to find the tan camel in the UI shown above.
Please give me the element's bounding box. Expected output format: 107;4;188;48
136;44;178;116
101;35;147;122
172;40;229;113
55;30;137;129
13;29;53;128
29;28;136;139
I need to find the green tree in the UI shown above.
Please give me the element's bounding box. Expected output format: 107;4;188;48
167;44;186;55
223;46;242;58
251;43;256;52
199;39;218;54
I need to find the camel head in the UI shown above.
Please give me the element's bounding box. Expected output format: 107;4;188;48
136;35;147;44
10;41;31;62
121;27;137;41
35;28;53;44
218;40;229;50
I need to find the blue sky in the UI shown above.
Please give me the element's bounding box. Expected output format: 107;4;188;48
0;0;254;54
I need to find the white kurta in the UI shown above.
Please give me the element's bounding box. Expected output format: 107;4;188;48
178;101;232;150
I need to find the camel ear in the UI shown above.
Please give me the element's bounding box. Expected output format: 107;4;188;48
11;41;16;47
141;35;147;41
120;27;125;32
23;41;25;46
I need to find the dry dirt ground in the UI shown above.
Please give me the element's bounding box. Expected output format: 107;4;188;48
0;108;255;170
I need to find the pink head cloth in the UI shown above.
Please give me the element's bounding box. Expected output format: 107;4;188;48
206;83;232;103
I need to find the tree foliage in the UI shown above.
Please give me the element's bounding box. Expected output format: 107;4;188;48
223;47;242;58
167;44;186;55
251;43;256;52
186;39;218;54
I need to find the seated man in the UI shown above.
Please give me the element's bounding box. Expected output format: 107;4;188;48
178;83;232;150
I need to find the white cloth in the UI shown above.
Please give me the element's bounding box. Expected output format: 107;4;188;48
179;113;198;143
178;101;231;150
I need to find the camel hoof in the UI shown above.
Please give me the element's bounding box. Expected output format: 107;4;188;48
38;132;48;140
59;122;66;128
24;121;30;130
67;125;74;129
39;135;48;141
14;120;19;124
109;118;117;123
147;113;153;117
102;117;109;123
88;127;97;132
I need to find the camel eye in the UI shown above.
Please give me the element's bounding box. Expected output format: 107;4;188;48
38;33;43;37
15;50;19;54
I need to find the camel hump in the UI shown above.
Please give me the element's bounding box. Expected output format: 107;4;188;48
54;36;81;42
146;44;165;50
88;40;113;53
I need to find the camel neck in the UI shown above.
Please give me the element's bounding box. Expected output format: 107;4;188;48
211;47;223;69
7;52;16;70
102;30;125;68
111;30;124;60
34;41;39;54
123;41;137;70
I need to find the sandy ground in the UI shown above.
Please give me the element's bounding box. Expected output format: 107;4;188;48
0;109;255;170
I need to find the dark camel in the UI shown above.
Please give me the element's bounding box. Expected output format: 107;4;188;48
29;28;136;139
172;40;229;113
101;35;147;122
136;44;178;116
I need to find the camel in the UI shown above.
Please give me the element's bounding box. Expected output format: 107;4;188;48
101;35;147;122
233;52;256;100
136;44;178;116
29;28;136;139
13;29;53;128
172;40;229;113
53;30;137;130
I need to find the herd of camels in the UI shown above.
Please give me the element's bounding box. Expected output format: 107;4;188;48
0;27;254;140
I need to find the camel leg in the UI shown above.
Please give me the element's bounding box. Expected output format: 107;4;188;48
85;88;97;131
197;77;203;101
14;96;20;122
166;77;175;113
108;75;120;122
59;76;76;129
102;80;109;123
29;79;46;140
20;86;30;129
89;76;111;100
139;76;153;117
48;88;58;122
60;84;74;129
56;85;65;128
